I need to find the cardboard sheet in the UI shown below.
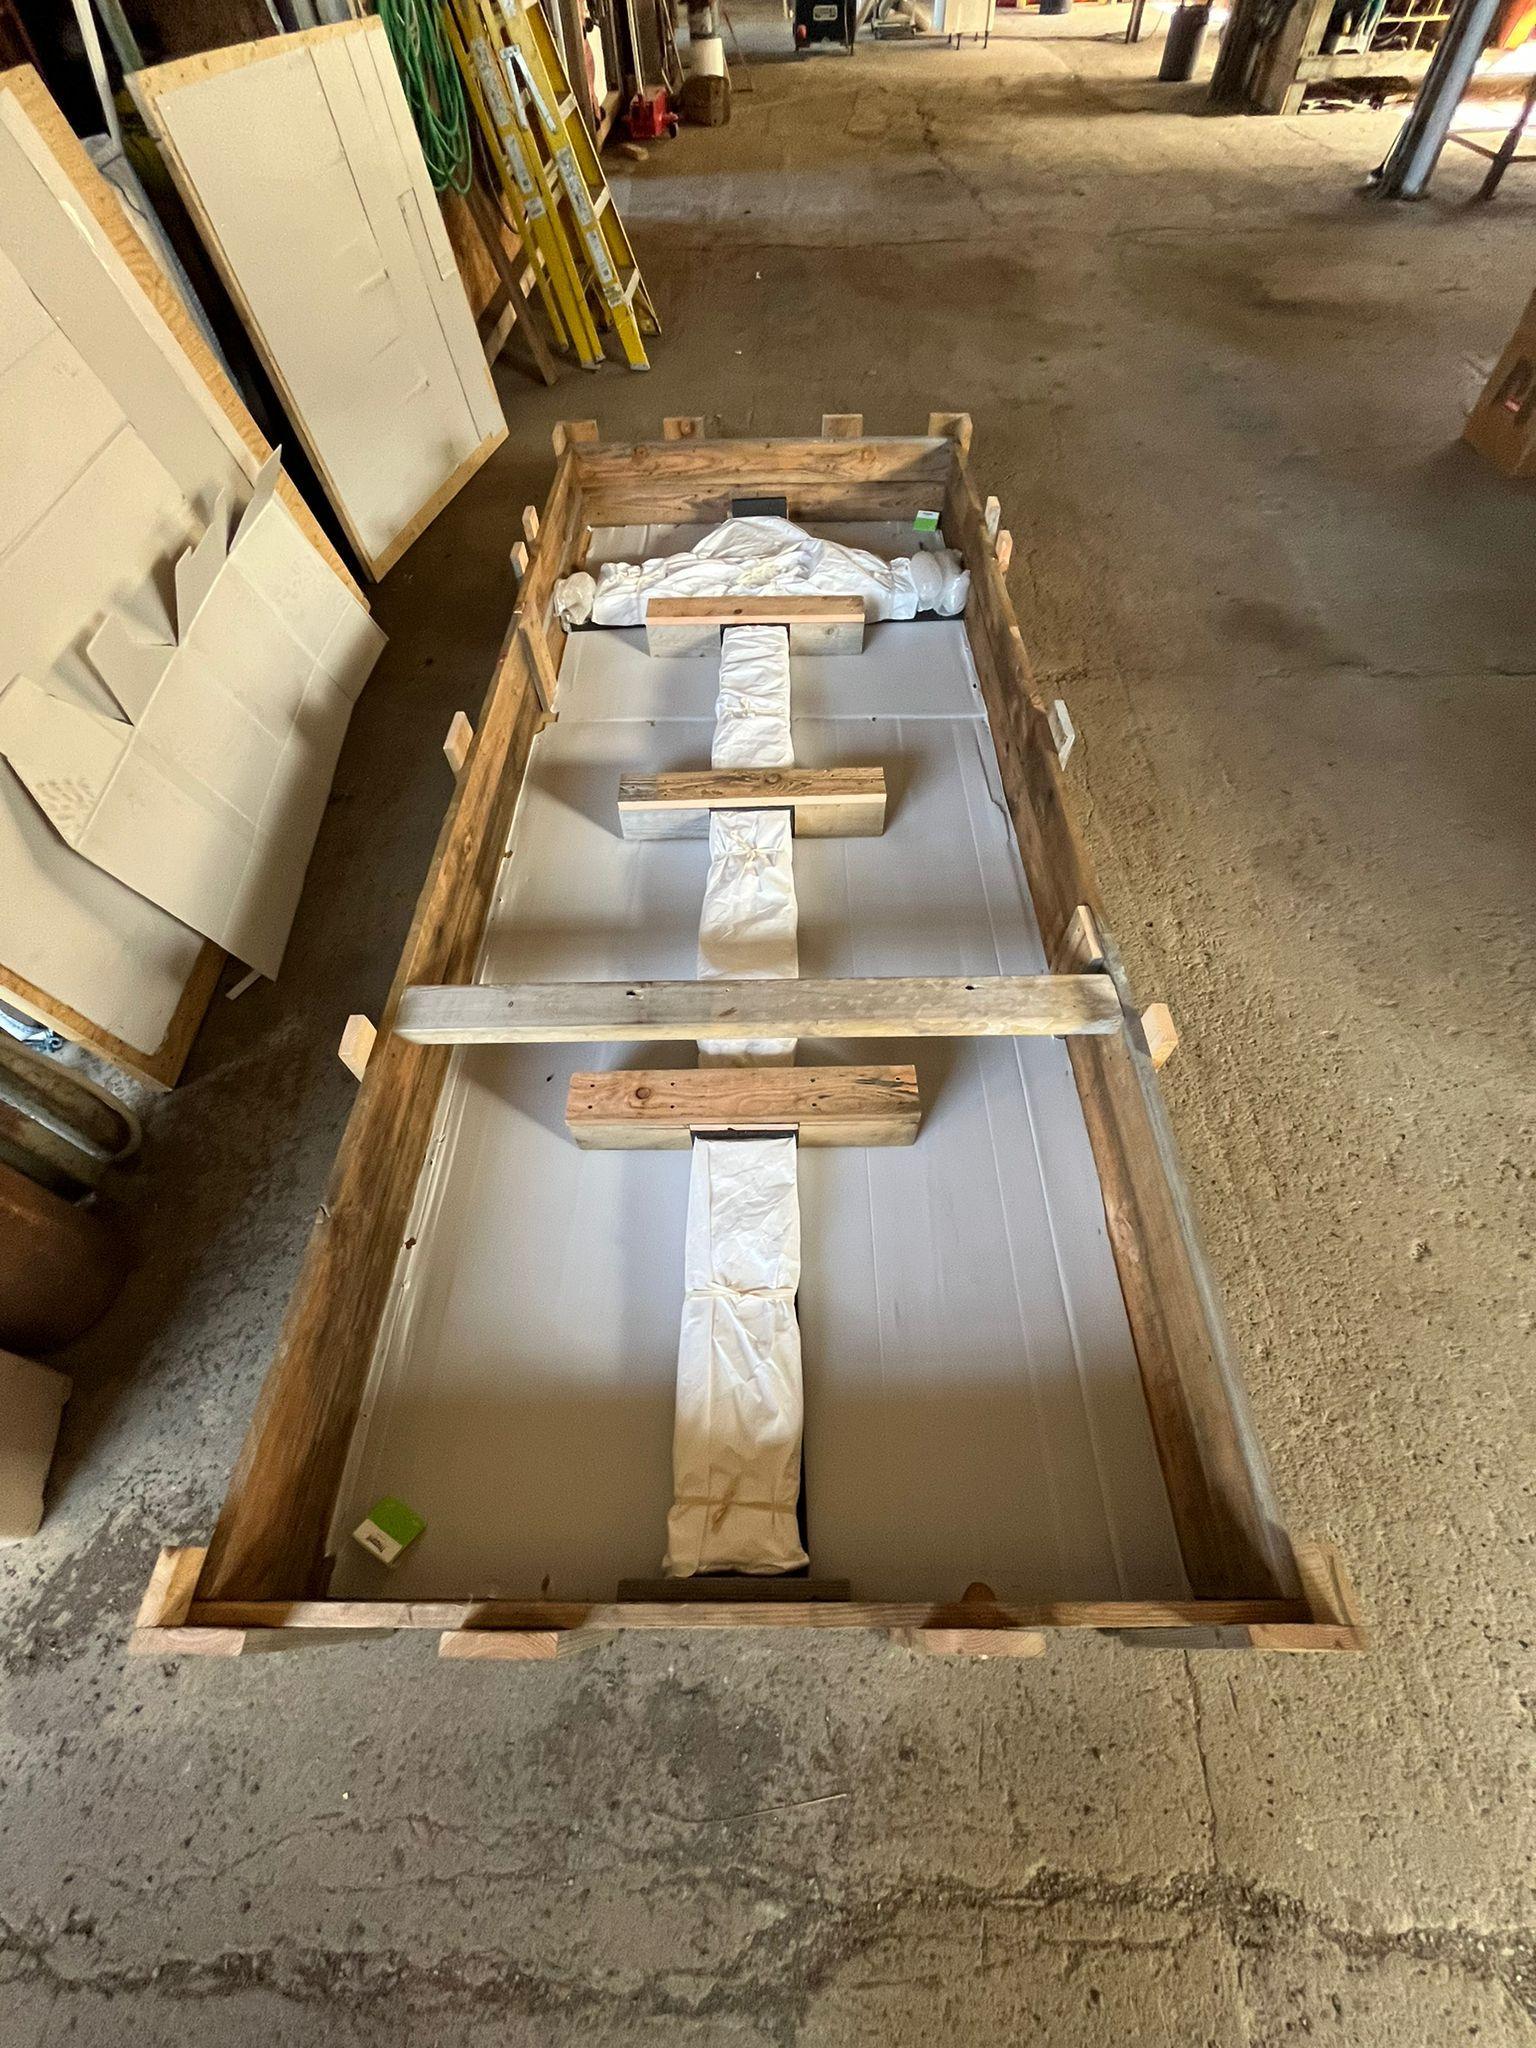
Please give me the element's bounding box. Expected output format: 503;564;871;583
132;23;505;576
0;71;364;1070
0;81;251;1058
328;620;1189;1604
0;459;382;978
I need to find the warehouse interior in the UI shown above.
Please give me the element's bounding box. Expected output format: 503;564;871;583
0;1;1532;2043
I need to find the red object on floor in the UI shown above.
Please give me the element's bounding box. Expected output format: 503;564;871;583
626;87;677;140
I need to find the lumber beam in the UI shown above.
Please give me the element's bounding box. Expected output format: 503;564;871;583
566;1065;921;1148
182;1594;1313;1633
1051;902;1107;975
552;418;599;456
394;974;1122;1046
443;710;473;777
616;766;886;839
645;593;864;657
927;410;973;454
1140;1001;1179;1070
338;1014;376;1080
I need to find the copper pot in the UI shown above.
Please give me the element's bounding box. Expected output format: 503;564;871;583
0;1159;128;1354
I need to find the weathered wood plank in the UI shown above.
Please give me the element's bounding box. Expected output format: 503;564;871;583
565;1065;921;1148
574;434;950;490
395;975;1123;1046
581;482;944;525
616;766;885;839
183;1594;1313;1632
644;593;864;657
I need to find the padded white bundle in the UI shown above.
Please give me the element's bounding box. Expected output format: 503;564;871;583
554;515;969;626
711;623;793;770
666;623;806;1574
698;627;797;1064
697;811;798;1066
664;1136;809;1576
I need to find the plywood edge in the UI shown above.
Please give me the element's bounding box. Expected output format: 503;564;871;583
366;423;509;580
127;21;366;104
2;65;362;608
0;938;224;1091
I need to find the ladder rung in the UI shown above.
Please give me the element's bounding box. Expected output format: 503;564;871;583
558;94;577;119
593;187;611;214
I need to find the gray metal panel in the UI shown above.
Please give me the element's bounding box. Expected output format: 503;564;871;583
328;625;1187;1603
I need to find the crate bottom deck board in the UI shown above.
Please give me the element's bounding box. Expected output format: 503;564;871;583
326;615;1189;1606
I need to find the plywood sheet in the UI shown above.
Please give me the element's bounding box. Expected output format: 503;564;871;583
328;619;1187;1604
132;21;507;580
0;68;362;1081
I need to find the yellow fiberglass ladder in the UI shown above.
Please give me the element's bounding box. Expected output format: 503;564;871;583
443;0;596;368
444;0;659;372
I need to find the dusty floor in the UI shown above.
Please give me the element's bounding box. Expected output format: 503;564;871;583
3;11;1533;2042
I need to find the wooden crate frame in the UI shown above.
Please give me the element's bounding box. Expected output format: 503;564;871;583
136;415;1363;1662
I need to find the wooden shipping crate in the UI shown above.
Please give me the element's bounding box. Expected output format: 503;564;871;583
135;416;1362;1663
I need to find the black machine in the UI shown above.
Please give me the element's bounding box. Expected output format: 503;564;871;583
793;0;856;50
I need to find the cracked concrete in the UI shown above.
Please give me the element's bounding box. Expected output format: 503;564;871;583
2;9;1533;2042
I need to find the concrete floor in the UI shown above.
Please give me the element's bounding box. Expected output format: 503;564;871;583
3;12;1533;2042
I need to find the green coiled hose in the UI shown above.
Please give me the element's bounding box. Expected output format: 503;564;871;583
378;0;473;194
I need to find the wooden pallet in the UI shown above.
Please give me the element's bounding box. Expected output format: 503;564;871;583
135;415;1363;1662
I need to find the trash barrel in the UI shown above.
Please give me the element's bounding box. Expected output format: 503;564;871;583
1159;0;1210;76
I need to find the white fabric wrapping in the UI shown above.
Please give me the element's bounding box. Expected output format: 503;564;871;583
699;627;797;1063
664;1136;809;1576
665;621;806;1574
554;515;969;626
711;624;793;770
697;810;798;1065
